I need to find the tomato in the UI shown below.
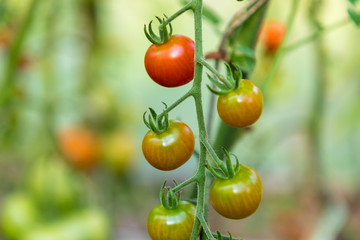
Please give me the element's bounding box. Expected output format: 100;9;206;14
147;201;198;240
1;193;38;240
210;164;262;219
144;35;195;88
27;159;80;213
23;209;109;240
260;21;286;53
217;79;263;128
58;126;100;170
101;130;137;174
142;120;195;171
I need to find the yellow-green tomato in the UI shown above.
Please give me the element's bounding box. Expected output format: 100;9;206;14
1;193;38;240
27;159;80;212
147;201;198;240
217;79;263;128
210;164;262;219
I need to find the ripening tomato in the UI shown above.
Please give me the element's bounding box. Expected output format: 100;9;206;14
210;164;262;219
144;35;195;87
101;130;137;174
58;126;100;170
217;79;263;128
260;21;286;53
142;120;195;171
147;201;198;240
0;193;38;240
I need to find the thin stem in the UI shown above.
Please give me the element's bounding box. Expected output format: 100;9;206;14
172;175;198;192
157;90;192;119
198;215;216;239
165;1;194;25
197;57;223;79
260;0;300;93
285;18;350;53
201;138;227;173
0;0;41;107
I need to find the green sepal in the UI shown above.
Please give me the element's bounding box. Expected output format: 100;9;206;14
159;182;180;210
205;162;228;180
223;147;235;178
143;103;170;133
213;231;242;240
144;15;173;44
206;62;241;96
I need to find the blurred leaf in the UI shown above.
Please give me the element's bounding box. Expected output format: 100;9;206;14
348;9;360;26
348;0;359;5
228;2;268;49
230;46;255;72
202;5;221;27
179;0;221;27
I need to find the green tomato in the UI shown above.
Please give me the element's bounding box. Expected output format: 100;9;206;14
22;209;109;240
27;159;80;213
147;201;199;240
1;193;38;240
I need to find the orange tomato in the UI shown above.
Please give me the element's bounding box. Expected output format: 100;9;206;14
260;21;286;53
58;127;100;170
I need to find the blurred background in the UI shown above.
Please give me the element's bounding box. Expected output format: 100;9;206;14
0;0;359;239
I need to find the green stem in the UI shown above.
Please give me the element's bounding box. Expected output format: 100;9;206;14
0;0;41;107
260;0;300;93
165;1;194;25
285;18;350;53
172;175;198;192
202;138;227;172
197;57;223;79
198;215;215;239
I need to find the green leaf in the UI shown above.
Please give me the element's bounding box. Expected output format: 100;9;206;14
230;46;256;73
348;9;360;26
202;5;221;26
348;0;359;5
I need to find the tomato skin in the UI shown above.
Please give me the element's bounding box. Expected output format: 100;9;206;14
147;201;198;240
142;120;195;171
217;79;263;128
210;164;262;219
58;127;100;170
144;35;195;88
260;21;286;53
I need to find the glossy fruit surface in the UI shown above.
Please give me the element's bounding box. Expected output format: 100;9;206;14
58;126;99;170
217;79;263;128
0;193;38;240
144;35;195;87
147;201;198;240
210;164;262;219
142;120;195;171
260;21;286;52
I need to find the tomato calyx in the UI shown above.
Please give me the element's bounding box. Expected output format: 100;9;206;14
144;15;173;45
207;63;243;95
143;102;169;133
213;231;242;240
205;147;240;180
159;181;181;210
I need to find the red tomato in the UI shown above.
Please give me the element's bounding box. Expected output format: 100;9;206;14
58;127;100;170
217;79;263;128
260;21;286;53
144;35;195;88
142;120;195;171
210;164;262;219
